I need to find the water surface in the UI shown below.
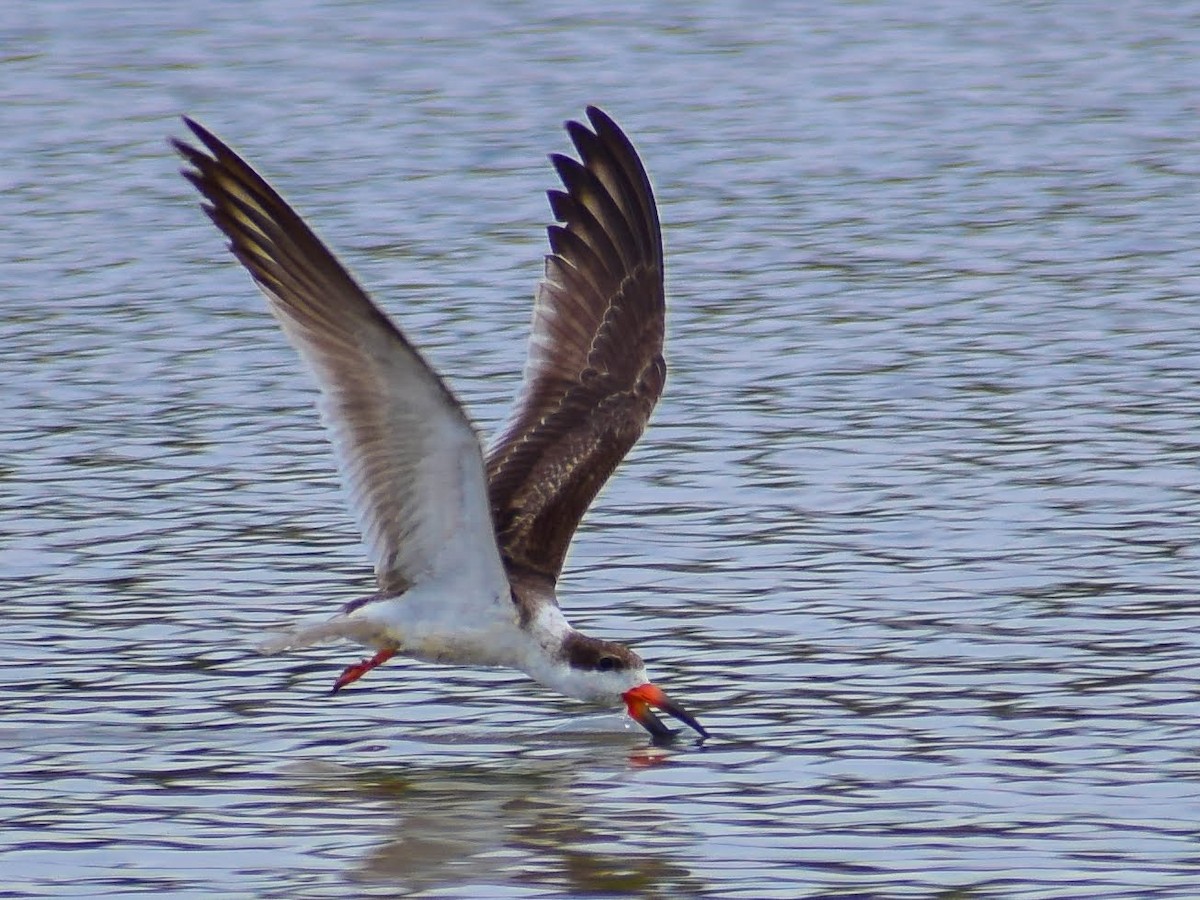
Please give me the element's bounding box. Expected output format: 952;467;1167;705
3;2;1200;896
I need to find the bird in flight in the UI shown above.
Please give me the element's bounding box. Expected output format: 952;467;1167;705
173;107;707;741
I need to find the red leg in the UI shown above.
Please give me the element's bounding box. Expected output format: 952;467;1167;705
331;647;396;694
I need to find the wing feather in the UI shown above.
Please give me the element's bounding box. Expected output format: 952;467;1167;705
486;107;666;582
173;120;507;600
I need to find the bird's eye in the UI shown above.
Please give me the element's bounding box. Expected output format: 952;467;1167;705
597;656;619;673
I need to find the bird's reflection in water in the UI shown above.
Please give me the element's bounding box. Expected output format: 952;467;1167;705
286;742;706;895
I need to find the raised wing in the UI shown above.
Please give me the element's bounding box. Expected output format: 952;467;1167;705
173;119;507;600
486;107;666;583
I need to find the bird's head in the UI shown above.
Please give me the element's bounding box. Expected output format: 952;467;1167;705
549;632;708;741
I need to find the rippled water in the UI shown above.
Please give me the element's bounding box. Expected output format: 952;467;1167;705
4;2;1200;896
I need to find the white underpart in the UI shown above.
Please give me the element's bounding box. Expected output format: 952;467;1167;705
259;577;519;666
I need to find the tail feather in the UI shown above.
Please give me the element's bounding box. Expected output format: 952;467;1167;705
257;612;386;655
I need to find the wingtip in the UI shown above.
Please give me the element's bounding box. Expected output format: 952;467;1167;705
564;117;594;146
547;151;580;180
179;114;208;140
564;105;612;139
170;117;196;152
170;117;207;166
174;115;231;162
585;105;615;132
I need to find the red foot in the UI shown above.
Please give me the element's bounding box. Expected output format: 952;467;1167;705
331;648;396;694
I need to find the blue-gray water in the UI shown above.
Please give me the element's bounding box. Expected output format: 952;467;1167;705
4;2;1200;897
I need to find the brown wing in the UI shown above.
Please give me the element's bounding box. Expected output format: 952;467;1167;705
486;107;666;583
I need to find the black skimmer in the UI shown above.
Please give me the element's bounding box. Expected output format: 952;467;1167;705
173;107;707;742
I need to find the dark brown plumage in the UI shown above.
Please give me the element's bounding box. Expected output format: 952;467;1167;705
486;107;666;592
559;630;641;673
